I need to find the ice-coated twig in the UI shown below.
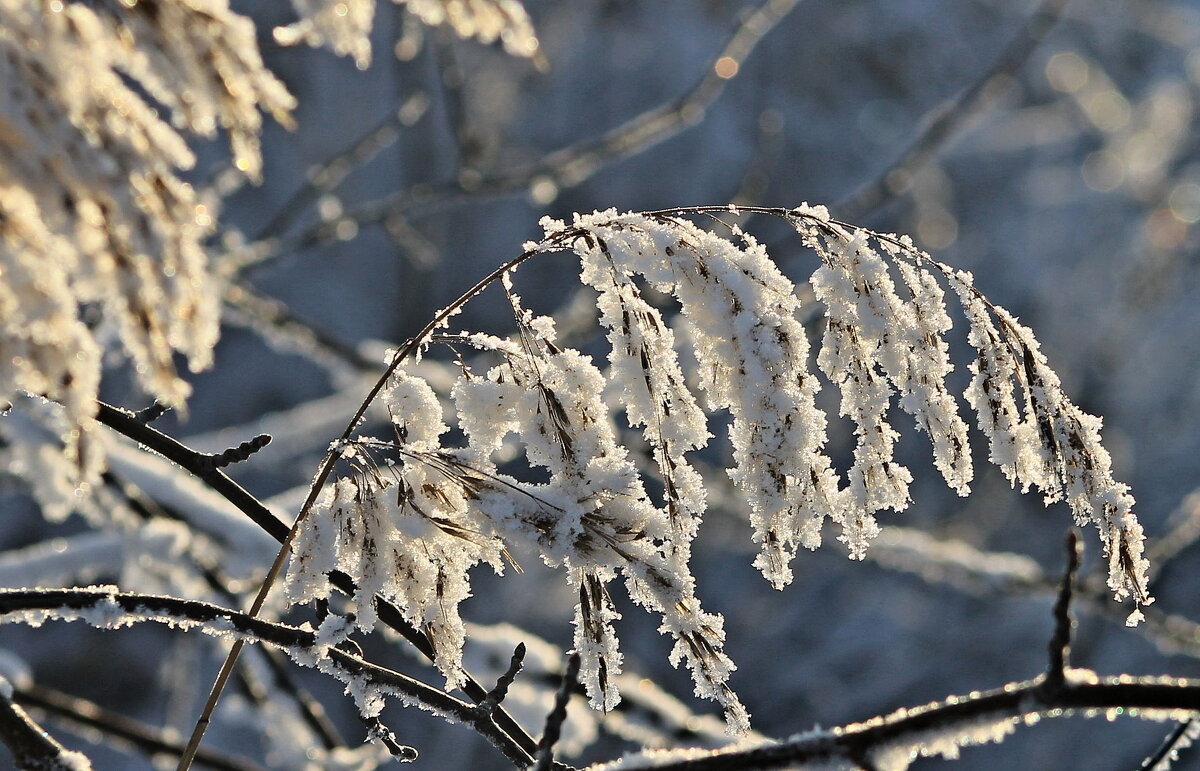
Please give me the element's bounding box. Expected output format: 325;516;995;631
248;106;408;246
95;402;291;542
536;652;582;771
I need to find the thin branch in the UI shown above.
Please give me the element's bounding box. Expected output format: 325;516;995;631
480;643;526;714
198;434;272;473
250;107;406;244
1046;530;1080;692
834;0;1069;221
105;470;346;753
362;715;417;761
222;281;379;373
94;403;291;543
580;674;1200;771
14;683;268;771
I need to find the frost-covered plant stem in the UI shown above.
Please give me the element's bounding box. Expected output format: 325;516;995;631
257;202;1149;748
107;199;1148;764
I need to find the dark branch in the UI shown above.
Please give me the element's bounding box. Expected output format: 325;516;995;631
535;652;581;771
590;675;1200;771
480;643;526;714
1046;530;1080;692
362;715;417;761
95;402;291;542
199;433;272;472
1139;719;1199;771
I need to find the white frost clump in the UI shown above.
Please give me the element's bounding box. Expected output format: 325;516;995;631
285;370;509;688
946;269;1149;607
277;0;378;68
277;0;539;65
289;327;750;729
0;1;295;507
50;750;95;771
565;211;843;589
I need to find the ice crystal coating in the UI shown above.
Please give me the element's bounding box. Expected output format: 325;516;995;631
568;211;844;589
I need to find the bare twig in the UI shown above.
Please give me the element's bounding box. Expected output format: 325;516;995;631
535;652;581;771
362;715;417;761
1046;530;1080;692
222;281;379;374
198;434;272;473
480;643;526;714
249;108;407;244
268;0;807;261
